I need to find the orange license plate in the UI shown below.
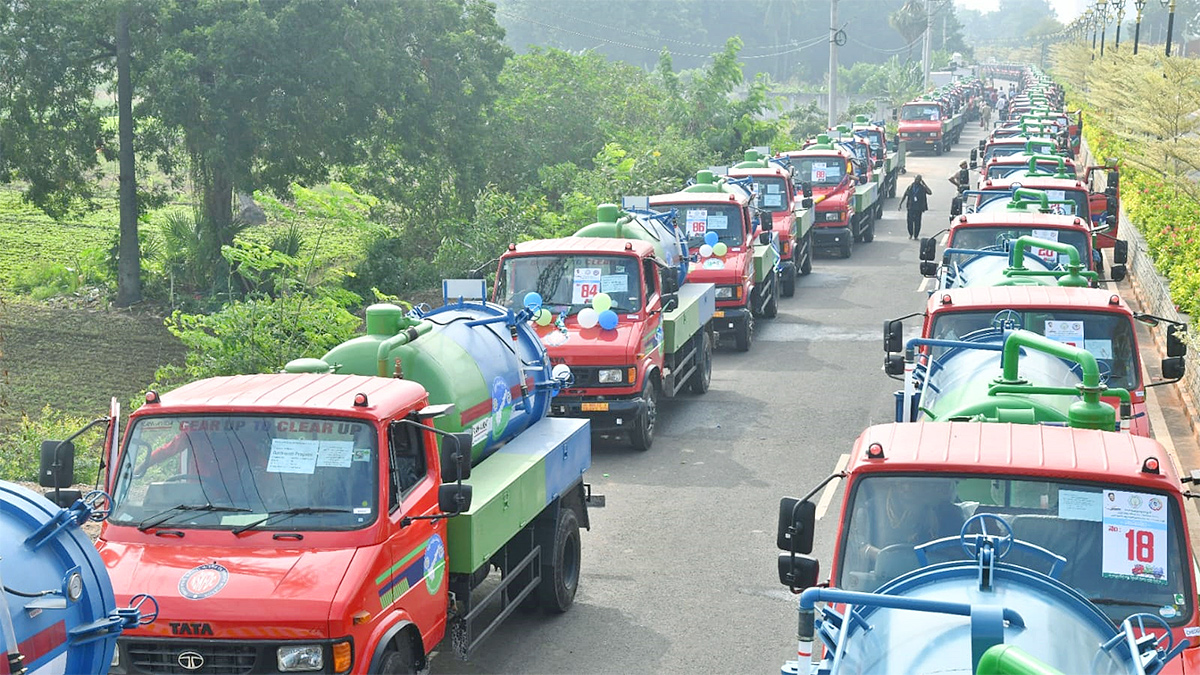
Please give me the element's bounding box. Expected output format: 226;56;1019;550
713;311;725;318
581;402;609;412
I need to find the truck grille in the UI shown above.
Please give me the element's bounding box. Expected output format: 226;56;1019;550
125;640;258;674
562;366;624;388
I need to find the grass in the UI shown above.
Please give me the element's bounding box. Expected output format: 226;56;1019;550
0;188;118;287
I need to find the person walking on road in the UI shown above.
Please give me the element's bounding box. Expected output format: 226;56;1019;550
979;101;992;129
900;175;932;240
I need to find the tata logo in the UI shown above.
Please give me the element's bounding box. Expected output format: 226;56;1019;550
169;622;214;636
177;651;205;670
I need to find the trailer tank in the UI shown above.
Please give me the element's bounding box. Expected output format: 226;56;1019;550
1;482;153;674
285;299;569;465
574;203;690;288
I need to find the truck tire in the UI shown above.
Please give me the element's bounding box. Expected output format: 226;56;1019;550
629;378;657;451
839;235;853;259
799;233;813;275
378;634;420;674
934;142;943;156
688;330;713;394
537;505;581;613
862;218;875;243
782;261;796;297
735;313;754;352
762;273;778;318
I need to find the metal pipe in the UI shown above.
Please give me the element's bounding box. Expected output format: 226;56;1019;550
1008;235;1081;271
375;321;434;377
799;587;1026;629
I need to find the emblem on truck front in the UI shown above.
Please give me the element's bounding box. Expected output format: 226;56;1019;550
177;651;204;670
178;563;230;600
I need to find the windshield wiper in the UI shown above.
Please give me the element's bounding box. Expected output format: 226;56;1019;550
1090;597;1155;608
230;507;353;535
138;504;250;532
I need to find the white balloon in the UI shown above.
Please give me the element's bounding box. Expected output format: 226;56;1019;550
577;307;600;329
699;244;714;258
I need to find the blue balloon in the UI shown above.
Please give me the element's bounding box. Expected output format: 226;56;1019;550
598;309;619;330
523;291;543;310
704;231;719;247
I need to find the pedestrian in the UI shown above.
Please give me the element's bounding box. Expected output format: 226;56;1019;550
948;160;970;190
899;175;932;240
979;102;992;129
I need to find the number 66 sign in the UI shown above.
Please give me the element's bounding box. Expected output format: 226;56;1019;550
1102;490;1169;584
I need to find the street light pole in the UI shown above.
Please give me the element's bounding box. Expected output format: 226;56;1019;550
1161;0;1177;56
1099;0;1108;56
1089;8;1098;59
1133;0;1146;54
1113;0;1126;50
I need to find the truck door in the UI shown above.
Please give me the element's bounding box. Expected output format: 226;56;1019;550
383;421;446;637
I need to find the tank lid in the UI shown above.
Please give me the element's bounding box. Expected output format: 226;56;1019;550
596;203;620;223
284;358;332;374
365;303;405;335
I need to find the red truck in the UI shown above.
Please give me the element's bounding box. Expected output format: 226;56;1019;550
726;151;816;297
897;98;963;155
649;170;780;351
882;286;1189;438
979;172;1123;256
778;137;878;259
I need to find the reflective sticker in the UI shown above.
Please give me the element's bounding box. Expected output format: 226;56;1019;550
1058;490;1102;521
1185;627;1200;638
316;440;353;468
1044;320;1084;348
1161;606;1178;619
1102;490;1169;585
571;268;601;304
687;209;708;236
267;439;318;474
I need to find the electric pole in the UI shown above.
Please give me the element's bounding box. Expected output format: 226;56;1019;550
922;0;932;92
829;0;838;127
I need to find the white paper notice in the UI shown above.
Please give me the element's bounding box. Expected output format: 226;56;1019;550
686;209;708;236
1084;339;1114;360
1059;490;1102;521
316;440;354;468
268;439;318;474
763;194;783;207
1045;320;1085;347
1031;229;1059;242
571;268;601;304
600;274;628;293
707;214;729;230
1102;489;1169;584
767;183;781;194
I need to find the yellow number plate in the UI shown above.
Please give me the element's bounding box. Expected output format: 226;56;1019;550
581;402;609;412
713;311;725;318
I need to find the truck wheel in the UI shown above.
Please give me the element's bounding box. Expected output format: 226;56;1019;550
762;273;778;318
934;142;943;156
537;505;581;613
799;233;813;275
629;378;657;451
874;201;884;220
862;219;875;243
735;313;754;352
839;236;853;259
378;634;420;674
781;263;796;297
688;331;712;394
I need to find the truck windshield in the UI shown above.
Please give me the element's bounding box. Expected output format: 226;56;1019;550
928;309;1141;390
947;226;1089;267
110;415;378;531
749;177;791;213
982;142;1057;164
986;162;1074;180
859;129;884;154
976;188;1088;217
497;254;643;314
786;157;844;188
901;105;940;121
836;474;1193;627
655;202;747;248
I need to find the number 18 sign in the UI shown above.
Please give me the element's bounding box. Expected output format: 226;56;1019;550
1101;489;1169;584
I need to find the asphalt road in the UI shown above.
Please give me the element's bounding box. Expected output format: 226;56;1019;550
429;122;1197;674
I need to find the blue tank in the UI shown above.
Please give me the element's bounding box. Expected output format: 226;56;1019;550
1;482;153;674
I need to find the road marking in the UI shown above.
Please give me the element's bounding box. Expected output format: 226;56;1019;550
917;276;933;293
815;453;850;520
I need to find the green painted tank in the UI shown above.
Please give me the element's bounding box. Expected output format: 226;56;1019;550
573;204;689;286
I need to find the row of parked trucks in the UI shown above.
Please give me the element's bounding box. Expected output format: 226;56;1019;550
2;114;915;673
775;67;1196;674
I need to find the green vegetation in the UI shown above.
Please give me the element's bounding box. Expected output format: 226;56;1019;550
1054;43;1200;321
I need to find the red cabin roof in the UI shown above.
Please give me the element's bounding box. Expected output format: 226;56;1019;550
952;212;1088;230
509;236;656;258
649;191;749;207
927;286;1132;315
146;373;428;417
849;422;1178;490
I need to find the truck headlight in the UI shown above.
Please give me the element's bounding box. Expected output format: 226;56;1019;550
278;645;323;672
597;368;624;384
715;286;735;299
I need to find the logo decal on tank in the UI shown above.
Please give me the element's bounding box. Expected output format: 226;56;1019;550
490;376;512;439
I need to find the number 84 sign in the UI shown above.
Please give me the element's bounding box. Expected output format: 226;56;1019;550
1102;490;1169;584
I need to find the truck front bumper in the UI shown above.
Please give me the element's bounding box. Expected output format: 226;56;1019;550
551;395;645;433
710;306;750;342
813;225;852;249
902;137;942;150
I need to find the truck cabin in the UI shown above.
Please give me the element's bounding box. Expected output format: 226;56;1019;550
777;149;854;197
649;192;753;257
495;238;658;323
983;155;1077;181
977;178;1091;219
980;137;1061;165
822;422;1196;637
850;117;887;161
900;101;943;123
726;165;794;222
944;213;1095;272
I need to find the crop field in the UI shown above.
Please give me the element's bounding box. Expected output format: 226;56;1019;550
0;188;119;287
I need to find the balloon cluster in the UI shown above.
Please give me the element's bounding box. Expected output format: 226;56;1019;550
698;231;728;258
523;290;619;332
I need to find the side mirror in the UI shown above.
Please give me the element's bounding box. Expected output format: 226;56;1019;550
919;237;937;261
1113;240;1129;265
661;272;680;295
1105;213;1116;228
802;182;813;198
40;440;75;488
1107;170;1120;191
778;553;821;590
1110;264;1127;282
919;261;938;277
1167;324;1187;358
978;139;986;150
801;197;813;209
950;196;963;217
438;483;473;515
662;293;679;313
759;231;772;246
884;320;904;353
776;497;816;555
969;161;978;170
970;148;978;161
885;353;906;376
1163;357;1186;380
439;432;473;483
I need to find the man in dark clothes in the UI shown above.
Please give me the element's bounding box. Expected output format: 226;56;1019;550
949;160;970;190
900;175;932;239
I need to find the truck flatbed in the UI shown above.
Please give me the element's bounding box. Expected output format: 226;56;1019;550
663;282;715;355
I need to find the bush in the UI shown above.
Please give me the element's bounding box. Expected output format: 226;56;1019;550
0;405;103;484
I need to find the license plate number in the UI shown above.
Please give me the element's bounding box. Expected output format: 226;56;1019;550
713;311;725;318
581;402;609;412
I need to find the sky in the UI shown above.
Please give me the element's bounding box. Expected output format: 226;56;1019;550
954;0;1089;23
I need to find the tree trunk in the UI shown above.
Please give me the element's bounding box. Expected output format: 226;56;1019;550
115;6;142;307
202;166;235;245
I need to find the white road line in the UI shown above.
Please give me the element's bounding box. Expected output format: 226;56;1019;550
917;277;933;293
815;453;850;520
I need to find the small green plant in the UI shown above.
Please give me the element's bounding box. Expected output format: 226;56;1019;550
0;405;103;484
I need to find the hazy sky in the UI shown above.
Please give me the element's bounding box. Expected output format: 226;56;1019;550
954;0;1088;23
